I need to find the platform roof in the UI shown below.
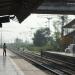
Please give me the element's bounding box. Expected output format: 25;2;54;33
1;0;75;23
63;19;75;28
35;1;75;14
65;30;75;37
0;0;44;23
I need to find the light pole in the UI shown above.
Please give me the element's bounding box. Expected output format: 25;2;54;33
61;16;65;37
37;15;52;31
46;17;52;31
0;23;2;48
0;28;2;48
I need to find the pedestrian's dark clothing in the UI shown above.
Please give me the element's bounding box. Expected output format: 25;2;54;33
3;43;7;56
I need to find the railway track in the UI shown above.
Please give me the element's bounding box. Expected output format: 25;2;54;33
9;49;75;75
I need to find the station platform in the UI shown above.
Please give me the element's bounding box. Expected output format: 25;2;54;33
46;51;75;57
0;49;23;75
0;49;50;75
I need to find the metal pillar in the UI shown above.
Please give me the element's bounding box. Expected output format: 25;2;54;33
47;17;52;32
61;16;64;37
0;23;2;48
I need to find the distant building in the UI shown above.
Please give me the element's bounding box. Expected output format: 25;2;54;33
63;19;75;53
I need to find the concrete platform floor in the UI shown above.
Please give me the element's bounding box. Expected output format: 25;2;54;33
0;49;53;75
47;51;75;57
0;49;24;75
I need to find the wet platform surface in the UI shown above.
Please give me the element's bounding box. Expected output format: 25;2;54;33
0;49;52;75
0;49;24;75
46;51;75;57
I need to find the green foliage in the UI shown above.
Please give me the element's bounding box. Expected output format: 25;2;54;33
14;38;26;49
26;44;51;53
27;15;68;52
14;38;23;44
8;15;68;53
33;28;50;47
52;15;68;51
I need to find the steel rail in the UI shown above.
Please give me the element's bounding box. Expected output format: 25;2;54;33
8;48;75;75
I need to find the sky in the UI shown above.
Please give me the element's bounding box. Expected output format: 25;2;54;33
0;14;75;44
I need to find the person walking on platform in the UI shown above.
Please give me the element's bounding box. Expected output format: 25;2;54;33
3;43;7;56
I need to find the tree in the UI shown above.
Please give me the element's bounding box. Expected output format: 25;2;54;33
52;22;62;51
14;38;23;49
52;15;68;51
60;15;68;37
14;38;23;44
33;28;50;47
